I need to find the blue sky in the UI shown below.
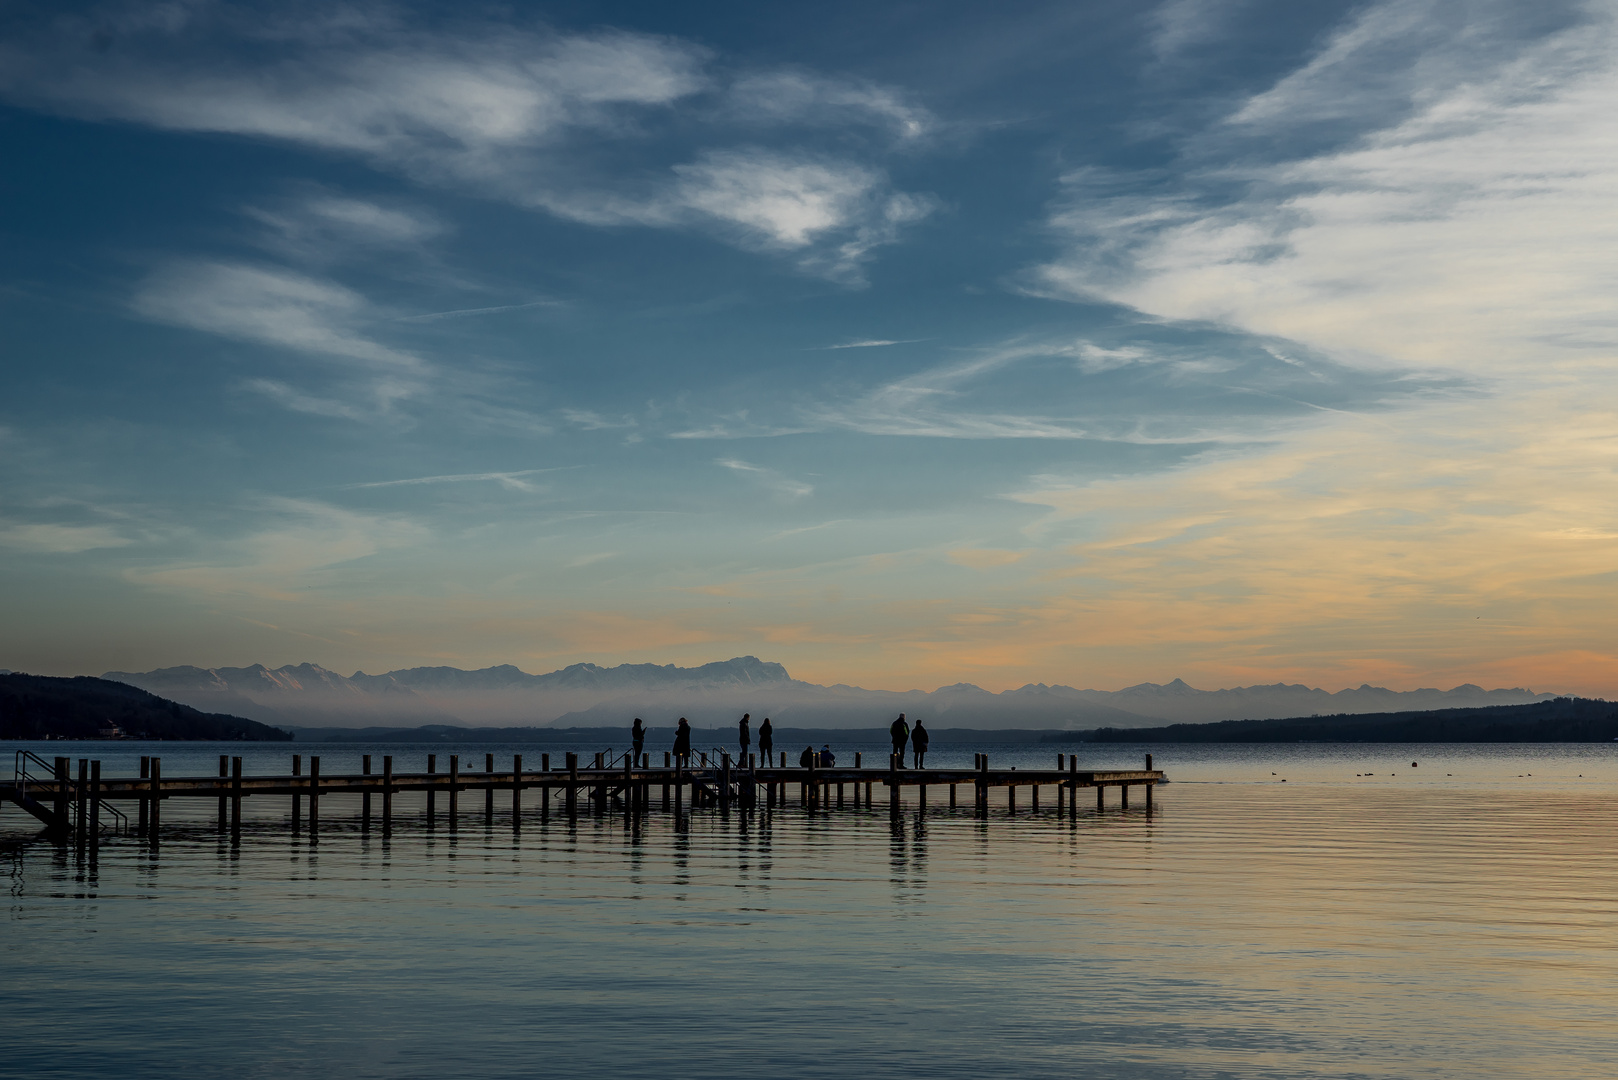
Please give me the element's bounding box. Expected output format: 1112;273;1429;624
4;0;1616;694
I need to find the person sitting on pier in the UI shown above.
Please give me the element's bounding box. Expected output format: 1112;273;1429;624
673;718;692;766
799;745;815;768
819;744;836;767
890;713;910;762
911;720;929;768
631;718;646;763
759;717;774;765
739;713;751;760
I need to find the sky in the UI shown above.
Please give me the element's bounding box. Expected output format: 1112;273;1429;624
2;0;1616;695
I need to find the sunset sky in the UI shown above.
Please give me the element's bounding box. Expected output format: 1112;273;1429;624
3;0;1616;695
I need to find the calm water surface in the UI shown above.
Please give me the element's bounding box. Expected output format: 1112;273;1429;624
5;741;1617;1079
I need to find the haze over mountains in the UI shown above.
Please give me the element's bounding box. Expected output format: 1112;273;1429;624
99;658;1557;731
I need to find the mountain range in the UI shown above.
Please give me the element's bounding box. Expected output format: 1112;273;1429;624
97;658;1557;731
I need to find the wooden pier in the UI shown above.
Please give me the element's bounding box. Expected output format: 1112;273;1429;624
4;748;1163;842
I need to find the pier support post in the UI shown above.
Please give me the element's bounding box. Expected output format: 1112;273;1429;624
308;757;320;837
1031;785;1038;813
1008;783;1016;815
1097;783;1105;813
949;783;956;808
149;758;162;840
449;755;460;830
89;760;101;841
486;753;495;825
567;753;579;818
53;757;69;836
231;756;242;840
426;755;437;825
362;755;372;831
76;758;88;849
1121;783;1129;810
889;754;899;815
663;752;671;810
512;754;523;828
138;756;149;836
1070;758;1078;817
291;755;301;830
218;754;229;833
382;756;393;832
976;755;988;817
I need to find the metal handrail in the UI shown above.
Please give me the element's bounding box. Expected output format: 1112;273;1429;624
12;750;130;836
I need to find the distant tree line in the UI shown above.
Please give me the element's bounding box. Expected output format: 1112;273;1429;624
1046;697;1618;743
0;673;292;741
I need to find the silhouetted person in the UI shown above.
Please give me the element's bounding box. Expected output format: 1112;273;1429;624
890;713;910;763
759;717;774;764
911;719;929;768
819;744;836;767
673;718;692;766
799;745;815;768
739;713;751;759
631;718;645;763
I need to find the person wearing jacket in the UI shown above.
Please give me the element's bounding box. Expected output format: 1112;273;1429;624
673;718;692;766
631;718;646;763
890;713;910;763
758;717;774;765
911;719;929;769
739;713;751;760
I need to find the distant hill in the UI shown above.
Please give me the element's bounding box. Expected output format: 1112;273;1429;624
1050;697;1618;743
0;672;291;741
98;656;1558;730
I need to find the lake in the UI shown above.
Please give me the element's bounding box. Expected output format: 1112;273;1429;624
5;740;1617;1078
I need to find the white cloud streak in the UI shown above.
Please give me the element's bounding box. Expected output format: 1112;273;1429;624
1037;0;1618;375
717;458;814;500
0;9;935;279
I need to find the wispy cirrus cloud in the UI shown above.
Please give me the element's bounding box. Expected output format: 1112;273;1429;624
717;458;814;501
132;261;422;372
0;4;936;280
1036;0;1615;373
0;522;134;554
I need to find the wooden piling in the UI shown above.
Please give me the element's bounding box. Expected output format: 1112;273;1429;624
89;760;101;841
149;757;162;838
949;783;956;808
512;754;523;826
567;753;579;818
486;753;495;824
426;754;436;824
362;755;372;830
218;754;229;833
1031;785;1038;813
76;758;89;847
1008;783;1016;815
1070;758;1078;817
308;757;320;836
291;755;301;830
231;756;242;839
138;756;149;836
382;756;393;831
53;757;69;833
449;755;460;829
1096;783;1105;812
888;753;899;815
1121;783;1129;810
976;755;987;816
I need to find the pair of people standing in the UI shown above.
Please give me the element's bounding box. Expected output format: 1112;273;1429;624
738;713;773;764
890;713;929;768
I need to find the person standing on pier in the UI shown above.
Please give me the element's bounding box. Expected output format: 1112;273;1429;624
911;719;929;768
759;717;774;765
673;718;692;766
632;718;646;763
890;714;910;763
739;713;751;761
